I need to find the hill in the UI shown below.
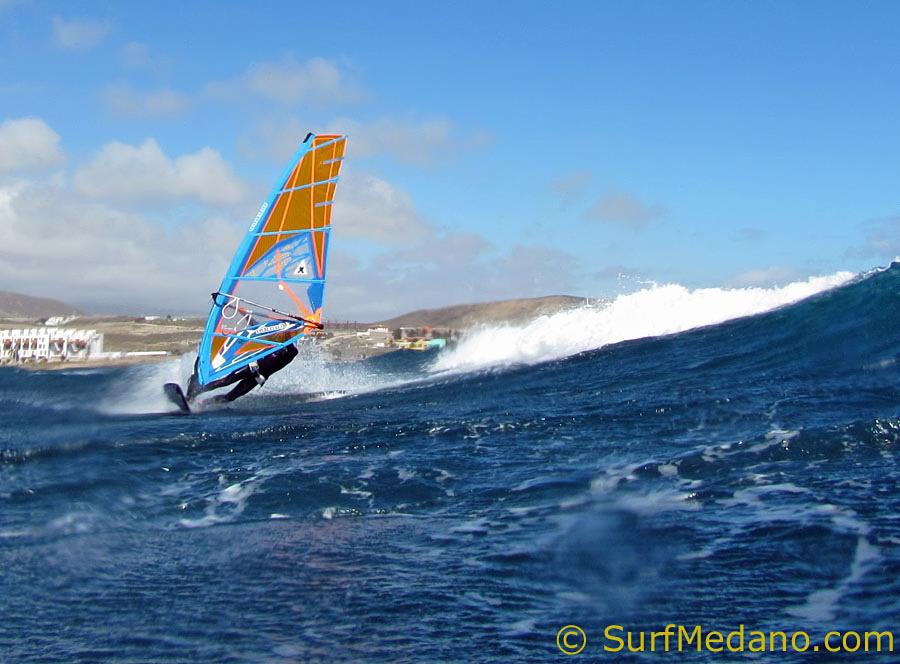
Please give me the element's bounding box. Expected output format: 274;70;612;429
379;295;590;330
0;291;81;319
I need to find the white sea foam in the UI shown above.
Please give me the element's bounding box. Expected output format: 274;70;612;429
787;536;880;623
432;271;855;373
261;343;404;396
102;342;408;415
101;353;196;415
179;474;266;529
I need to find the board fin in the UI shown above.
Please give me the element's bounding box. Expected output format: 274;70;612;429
164;383;191;414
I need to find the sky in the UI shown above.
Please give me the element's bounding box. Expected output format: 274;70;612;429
0;1;898;319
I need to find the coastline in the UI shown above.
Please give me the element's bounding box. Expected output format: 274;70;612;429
8;354;173;371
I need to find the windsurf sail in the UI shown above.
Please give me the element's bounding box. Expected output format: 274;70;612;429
195;132;347;386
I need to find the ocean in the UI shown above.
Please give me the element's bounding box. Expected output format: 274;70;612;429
1;264;898;662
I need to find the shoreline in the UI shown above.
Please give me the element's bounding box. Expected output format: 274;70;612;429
6;354;174;371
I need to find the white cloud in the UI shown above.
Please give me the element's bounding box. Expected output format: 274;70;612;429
328;116;489;166
0;117;64;173
73;139;246;207
0;114;574;319
238;116;310;161
205;56;363;107
240;115;489;166
51;16;110;51
327;239;580;321
0;165;578;318
549;171;591;208
585;191;666;228
102;83;188;117
120;41;150;67
388;231;492;269
0;180;239;313
324;171;579;318
333;172;432;246
493;245;577;296
118;41;172;71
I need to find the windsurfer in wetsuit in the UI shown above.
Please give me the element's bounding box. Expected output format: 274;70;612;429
185;328;300;404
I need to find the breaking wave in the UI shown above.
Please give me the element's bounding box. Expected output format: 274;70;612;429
432;271;856;373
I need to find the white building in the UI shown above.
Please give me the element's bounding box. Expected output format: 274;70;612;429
44;315;77;326
355;327;392;348
0;327;104;364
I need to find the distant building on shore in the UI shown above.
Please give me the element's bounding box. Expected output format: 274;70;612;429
42;315;78;326
355;327;392;348
0;327;104;364
398;326;453;340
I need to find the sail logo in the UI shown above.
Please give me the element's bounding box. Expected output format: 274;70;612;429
211;321;298;369
249;201;269;231
249;321;295;336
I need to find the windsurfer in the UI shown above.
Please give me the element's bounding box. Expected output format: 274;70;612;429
186;335;299;404
163;132;346;414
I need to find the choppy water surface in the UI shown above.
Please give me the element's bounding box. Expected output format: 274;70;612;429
1;266;898;662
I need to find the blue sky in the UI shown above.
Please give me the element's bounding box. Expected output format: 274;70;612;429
0;1;898;317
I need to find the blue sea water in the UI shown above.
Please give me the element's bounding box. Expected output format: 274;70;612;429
1;265;898;662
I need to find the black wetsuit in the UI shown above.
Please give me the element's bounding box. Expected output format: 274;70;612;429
187;343;298;403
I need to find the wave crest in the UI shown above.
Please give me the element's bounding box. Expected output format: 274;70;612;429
432;271;855;373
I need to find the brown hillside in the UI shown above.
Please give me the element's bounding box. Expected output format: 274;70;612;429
379;295;590;330
0;291;81;319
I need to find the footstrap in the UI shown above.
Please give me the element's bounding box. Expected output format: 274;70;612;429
248;361;266;386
